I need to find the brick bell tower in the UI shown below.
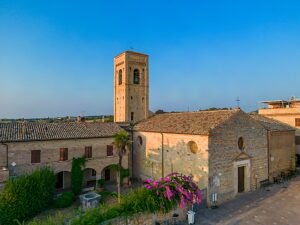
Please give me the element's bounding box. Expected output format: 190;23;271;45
114;51;149;123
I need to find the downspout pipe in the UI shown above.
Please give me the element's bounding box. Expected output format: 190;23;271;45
161;133;164;178
267;131;270;180
0;142;8;169
130;124;134;180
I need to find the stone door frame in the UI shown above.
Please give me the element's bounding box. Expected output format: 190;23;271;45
233;159;251;195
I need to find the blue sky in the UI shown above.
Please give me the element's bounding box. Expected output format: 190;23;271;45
1;1;300;118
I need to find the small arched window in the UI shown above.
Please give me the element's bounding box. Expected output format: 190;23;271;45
118;69;122;85
238;137;244;150
137;136;143;146
133;69;140;84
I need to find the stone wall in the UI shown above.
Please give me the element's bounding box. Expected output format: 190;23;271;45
132;131;209;191
0;170;9;183
100;207;187;225
0;137;128;184
259;108;300;154
269;130;296;179
208;111;268;205
0;144;7;168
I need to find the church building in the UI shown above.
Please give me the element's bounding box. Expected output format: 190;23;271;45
114;50;296;206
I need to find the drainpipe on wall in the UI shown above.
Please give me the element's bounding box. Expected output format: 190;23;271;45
161;133;164;178
267;131;270;180
0;142;8;169
130;124;134;180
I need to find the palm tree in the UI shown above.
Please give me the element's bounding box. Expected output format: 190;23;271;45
112;130;132;203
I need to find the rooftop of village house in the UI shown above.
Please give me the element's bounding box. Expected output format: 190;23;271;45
0;122;123;142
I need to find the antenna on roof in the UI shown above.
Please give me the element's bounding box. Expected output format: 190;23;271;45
236;97;240;108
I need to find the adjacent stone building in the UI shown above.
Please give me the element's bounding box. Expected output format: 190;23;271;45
251;114;296;180
0;122;127;190
259;99;300;162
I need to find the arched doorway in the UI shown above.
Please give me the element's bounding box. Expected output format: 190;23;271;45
101;165;117;183
56;171;71;190
83;168;97;188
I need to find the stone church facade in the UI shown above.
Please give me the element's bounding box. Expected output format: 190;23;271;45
132;110;271;205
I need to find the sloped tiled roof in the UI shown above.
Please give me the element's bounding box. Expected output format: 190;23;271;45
0;122;123;142
250;114;295;131
134;109;240;135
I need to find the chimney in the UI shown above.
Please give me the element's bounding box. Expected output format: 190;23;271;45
21;122;26;136
77;116;85;122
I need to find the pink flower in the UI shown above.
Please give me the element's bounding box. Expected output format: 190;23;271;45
144;184;153;190
179;197;186;208
153;181;159;188
144;179;153;183
164;185;173;201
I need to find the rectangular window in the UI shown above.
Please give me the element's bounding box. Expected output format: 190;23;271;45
85;146;92;158
31;150;41;164
107;145;114;156
131;112;134;121
296;118;300;127
59;148;68;161
296;136;300;145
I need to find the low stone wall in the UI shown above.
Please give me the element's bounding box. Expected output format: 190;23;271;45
100;207;188;225
0;170;9;183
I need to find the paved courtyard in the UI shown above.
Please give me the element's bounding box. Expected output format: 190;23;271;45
194;176;300;225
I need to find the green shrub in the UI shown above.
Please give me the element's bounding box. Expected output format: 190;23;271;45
26;212;66;225
71;157;86;195
71;187;175;225
97;178;105;187
0;167;56;225
54;191;75;208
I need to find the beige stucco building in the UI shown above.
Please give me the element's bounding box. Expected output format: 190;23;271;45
0;122;127;190
259;99;300;161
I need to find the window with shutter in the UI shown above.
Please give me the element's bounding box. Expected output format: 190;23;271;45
85;146;92;158
59;148;68;161
31;150;41;163
296;136;300;145
296;118;300;127
107;145;113;156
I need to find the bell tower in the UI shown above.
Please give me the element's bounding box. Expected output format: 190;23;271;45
114;51;149;123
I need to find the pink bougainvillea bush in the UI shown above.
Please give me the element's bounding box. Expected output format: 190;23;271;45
58;173;203;225
143;173;202;211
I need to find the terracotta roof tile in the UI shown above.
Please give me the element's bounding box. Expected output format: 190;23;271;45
134;110;240;135
0;122;123;142
250;114;295;131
